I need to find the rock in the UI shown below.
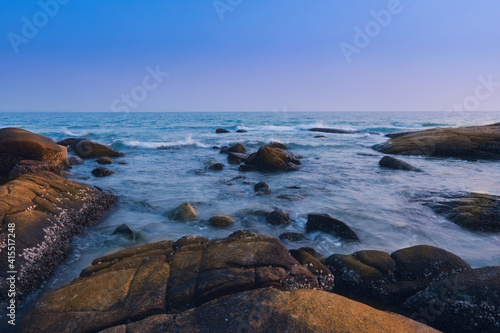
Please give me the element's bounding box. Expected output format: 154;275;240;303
404;266;500;333
279;232;305;242
0;171;117;306
419;192;500;233
0;128;69;177
254;181;270;193
207;162;225;171
219;146;229;154
215;128;230;134
267;141;288;150
20;234;326;333
289;249;334;291
379;156;422;172
244;146;301;172
57;138;80;146
277;193;303;201
21;287;438;333
298;247;324;259
92;167;115;177
212;146;220;149
236;129;247;133
168;202;198;221
309;127;359;134
228;143;247;154
238;164;258;172
97;157;114;165
73;140;125;159
112;224;137;240
208;215;235;227
391;245;471;281
173;235;210;250
8;160;54;179
228;230;257;238
266;209;290;226
227;152;247;165
117;161;128;165
306;213;360;241
314;135;326;138
69;156;84;165
372;123;500;160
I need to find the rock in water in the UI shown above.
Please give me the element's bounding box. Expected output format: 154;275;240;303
112;224;137;240
0;171;117;305
419;192;500;233
236;129;247;133
207;162;225;171
245;146;301;172
267;141;288;150
228;143;247;154
208;215;235;227
92;167;115;177
254;181;271;195
169;202;198;221
227;152;247;165
96;157;113;164
215;128;230;133
73;140;125;159
306;213;360;241
266;209;291;226
379;156;422;171
69;156;84;165
373;123;500;160
0;127;69;177
279;232;305;242
309;127;359;134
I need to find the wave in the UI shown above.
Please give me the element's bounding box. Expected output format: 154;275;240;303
114;135;210;149
62;128;92;137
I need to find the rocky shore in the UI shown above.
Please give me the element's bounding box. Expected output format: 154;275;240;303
2;123;500;332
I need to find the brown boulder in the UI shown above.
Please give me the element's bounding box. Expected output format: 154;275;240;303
74;140;125;159
245;146;301;172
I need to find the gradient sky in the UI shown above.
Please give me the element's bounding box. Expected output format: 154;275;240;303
1;0;500;112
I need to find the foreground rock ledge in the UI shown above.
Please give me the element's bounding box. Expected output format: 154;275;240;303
373;123;500;159
19;233;437;333
0;171;117;304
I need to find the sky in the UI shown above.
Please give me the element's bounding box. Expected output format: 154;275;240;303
0;0;499;112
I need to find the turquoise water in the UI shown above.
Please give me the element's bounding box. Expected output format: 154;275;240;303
1;111;500;307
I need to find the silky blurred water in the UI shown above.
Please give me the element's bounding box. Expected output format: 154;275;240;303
1;111;499;311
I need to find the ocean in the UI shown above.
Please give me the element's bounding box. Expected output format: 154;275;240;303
1;111;500;313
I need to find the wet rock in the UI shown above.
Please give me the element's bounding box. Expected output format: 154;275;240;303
97;157;114;165
215;128;230;134
277;193;303;201
227;152;247;165
267;141;288;150
254;181;271;195
168;202;198;221
212;146;220;149
373;123;500;160
309;128;359;134
0;171;117;306
57;137;80;147
266;209;290;226
419;192;500;233
117;161;128;165
306;213;360;241
238;164;258;172
112;224;137;240
208;215;235;228
228;143;247;154
244;146;301;172
279;232;305;242
92;167;115;177
404;266;500;333
379;156;422;172
73;140;125;159
173;235;209;250
8;160;54;179
236;129;247;133
20;234;327;333
0;128;69;177
289;249;334;291
69;156;84;165
314;135;326;138
298;247;324;259
207;162;225;171
228;230;257;238
219;146;229;154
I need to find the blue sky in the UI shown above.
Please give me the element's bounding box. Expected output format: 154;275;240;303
1;0;499;112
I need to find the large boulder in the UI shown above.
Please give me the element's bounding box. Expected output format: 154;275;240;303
373;123;500;160
419;192;500;233
0;128;69;177
306;213;360;241
20;233;325;333
244;146;301;172
72;140;125;159
0;171;117;307
404;266;500;333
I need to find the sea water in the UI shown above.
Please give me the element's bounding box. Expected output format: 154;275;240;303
1;111;499;312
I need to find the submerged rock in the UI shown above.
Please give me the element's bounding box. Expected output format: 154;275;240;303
207;162;225;171
373;123;500;160
215;128;230;134
0;171;117;306
92;167;115;177
169;202;198;221
254;181;271;195
112;223;137;240
69;156;84;165
227;152;247;165
244;146;301;172
0;127;69;177
208;215;235;227
96;157;113;165
266;209;291;226
279;232;305;242
236;129;247;133
73;139;125;159
379;156;422;172
419;192;500;233
306;213;360;241
309;127;359;134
